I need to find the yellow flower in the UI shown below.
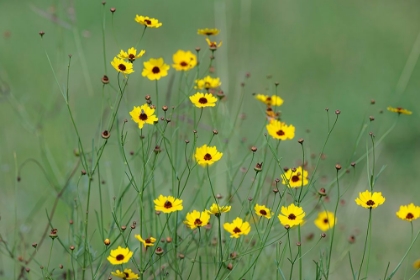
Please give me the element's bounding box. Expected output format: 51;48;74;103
129;104;158;129
266;120;295;141
278;203;305;228
223;217;251;238
254;204;273;219
206;203;231;215
111;269;139;280
197;28;220;36
194;144;223;167
281;167;309;188
387;106;412;115
142;58;170;80
189;93;218;108
355;190;386;209
205;38;222;50
118;47;145;63
195;76;221;90
255;94;283;106
134;15;162;28
184;210;211;229
172;50;197;71
154;195;183;213
111;57;134;75
314;211;337;231
414;259;420;269
396;203;420;222
107;246;133;265
135;234;156;247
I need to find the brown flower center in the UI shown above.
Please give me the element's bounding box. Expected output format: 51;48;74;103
152;66;160;74
277;130;285;136
118;64;126;71
199;97;208;104
291;175;300;182
205;32;213;35
194;219;203;226
288;214;296;220
180;61;188;67
125;272;129;277
116;254;124;261
129;54;135;59
139;112;148;121
233;227;241;233
145;19;151;25
145;238;151;243
204;153;212;161
366;200;375;206
164;201;173;208
260;210;267;216
406;213;414;219
323;218;329;224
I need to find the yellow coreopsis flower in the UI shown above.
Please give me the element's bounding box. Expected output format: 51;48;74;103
195;76;221;90
205;38;222;50
111;57;134;75
142;58;170;80
396;203;420;222
184;210;211;229
223;217;251;238
154;195;183;213
172;50;197;71
194;144;223;167
129;104;158;129
206;203;231;215
135;234;156;247
111;269;139;280
135;15;162;28
255;94;283;106
254;204;273;219
118;47;145;63
355;190;385;209
281;166;309;188
278;203;305;228
387;106;412;115
197;28;220;36
314;211;337;231
107;246;133;265
266;119;295;141
189;93;218;108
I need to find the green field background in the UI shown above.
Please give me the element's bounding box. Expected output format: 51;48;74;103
1;0;420;279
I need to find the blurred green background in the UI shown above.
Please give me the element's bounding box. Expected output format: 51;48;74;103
1;0;420;279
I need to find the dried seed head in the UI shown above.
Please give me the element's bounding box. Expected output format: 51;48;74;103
230;252;238;259
49;228;58;239
81;170;86;175
273;188;279;194
248;197;253;202
162;105;168;111
195;47;201;52
101;130;110;139
213;129;218;135
296;242;301;246
154;145;162;154
166;237;172;243
298;138;304;144
110;7;116;13
25;267;30;273
59;264;63;269
32;243;37;248
335;164;341;170
178;253;185;259
351;162;356;167
335;110;341;115
369;116;375;121
349;235;356;244
70;245;75;251
185;140;190;144
101;75;109;84
39;31;45;37
227;263;233;270
370;99;375;105
216;193;223;199
251;146;257;152
318;188;327;196
275;82;279;86
155;247;164;255
284;225;290;230
121;226;127;231
254;162;263;172
321;233;326;238
145;95;151;100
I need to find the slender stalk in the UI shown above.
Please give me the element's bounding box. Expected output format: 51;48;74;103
357;209;372;280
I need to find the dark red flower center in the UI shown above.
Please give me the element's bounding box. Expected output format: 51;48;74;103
366;200;375;206
118;64;126;71
194;219;203;226
199;97;208;104
145;19;152;25
152;66;160;74
129;54;135;59
125;272;129;277
288;214;296;220
277;130;285;136
180;61;188;67
406;213;414;219
233;227;241;233
260;210;267;215
164;201;173;208
323;218;329;224
204;153;212;161
145;238;151;244
205;32;213;35
139;112;148;121
291;175;300;182
116;254;124;261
